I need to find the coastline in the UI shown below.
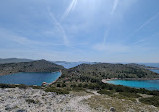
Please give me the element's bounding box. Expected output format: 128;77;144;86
102;78;159;84
49;70;62;85
0;71;62;86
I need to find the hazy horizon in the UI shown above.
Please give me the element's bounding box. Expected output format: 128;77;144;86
0;0;159;63
1;57;159;64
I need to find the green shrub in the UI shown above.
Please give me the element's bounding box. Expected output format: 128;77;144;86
78;83;82;87
45;87;69;94
30;85;42;89
70;84;77;88
62;83;66;87
119;92;141;98
72;87;85;92
0;83;28;89
56;83;61;87
0;83;16;88
16;84;28;89
25;99;39;104
139;96;159;107
98;89;115;96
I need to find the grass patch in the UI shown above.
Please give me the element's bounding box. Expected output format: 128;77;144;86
71;87;85;92
139;96;159;107
0;83;42;89
98;89;141;101
45;87;69;94
119;92;141;98
98;89;115;97
0;83;28;89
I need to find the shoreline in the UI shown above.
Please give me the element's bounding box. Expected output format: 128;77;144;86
102;78;159;83
49;70;62;85
0;71;62;86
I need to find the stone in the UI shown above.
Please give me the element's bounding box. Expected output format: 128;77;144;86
110;107;116;112
16;109;27;112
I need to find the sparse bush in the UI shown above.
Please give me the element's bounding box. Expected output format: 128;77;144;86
119;92;141;98
0;83;16;88
17;84;28;89
62;83;66;87
25;99;39;104
72;87;85;92
56;83;61;87
98;89;115;96
139;96;159;107
45;87;69;94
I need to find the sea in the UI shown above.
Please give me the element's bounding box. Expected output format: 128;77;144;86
0;72;61;86
107;70;159;90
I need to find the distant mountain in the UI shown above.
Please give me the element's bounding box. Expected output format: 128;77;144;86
0;60;65;75
0;58;33;64
53;61;98;69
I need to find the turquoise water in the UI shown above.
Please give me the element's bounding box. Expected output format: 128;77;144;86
0;72;61;86
107;70;159;90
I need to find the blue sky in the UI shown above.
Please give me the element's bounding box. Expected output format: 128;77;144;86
0;0;159;62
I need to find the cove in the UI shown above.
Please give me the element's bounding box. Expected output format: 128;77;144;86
107;79;159;90
107;70;159;90
0;72;61;86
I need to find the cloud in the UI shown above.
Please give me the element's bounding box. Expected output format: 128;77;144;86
0;28;39;45
111;0;119;15
103;0;119;45
135;12;159;33
103;28;110;44
48;9;69;46
61;0;78;21
0;28;67;47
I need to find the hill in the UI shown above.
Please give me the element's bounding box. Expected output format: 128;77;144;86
59;63;159;83
0;58;33;64
0;60;65;75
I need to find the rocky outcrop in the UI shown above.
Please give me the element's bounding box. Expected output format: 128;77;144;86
0;88;94;112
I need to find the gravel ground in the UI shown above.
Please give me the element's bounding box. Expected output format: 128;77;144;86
0;88;159;112
0;88;95;112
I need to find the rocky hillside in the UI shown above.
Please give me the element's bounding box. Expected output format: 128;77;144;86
61;63;159;83
0;88;158;112
0;60;65;75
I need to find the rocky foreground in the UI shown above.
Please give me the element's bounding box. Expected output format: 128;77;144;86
0;88;159;112
0;88;94;112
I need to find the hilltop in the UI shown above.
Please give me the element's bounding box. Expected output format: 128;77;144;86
0;60;64;75
58;63;159;84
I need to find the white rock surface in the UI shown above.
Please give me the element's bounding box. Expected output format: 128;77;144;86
0;88;95;112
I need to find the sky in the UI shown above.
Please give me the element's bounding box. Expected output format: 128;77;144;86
0;0;159;63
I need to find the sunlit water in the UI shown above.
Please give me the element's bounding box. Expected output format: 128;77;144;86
0;72;61;86
107;70;159;90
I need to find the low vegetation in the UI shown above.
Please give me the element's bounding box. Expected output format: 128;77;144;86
0;83;42;89
44;87;69;94
62;63;159;81
0;60;64;75
25;99;40;104
1;62;159;108
139;96;159;107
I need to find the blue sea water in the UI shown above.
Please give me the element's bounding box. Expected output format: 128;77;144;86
0;72;61;86
141;63;159;68
107;70;159;90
